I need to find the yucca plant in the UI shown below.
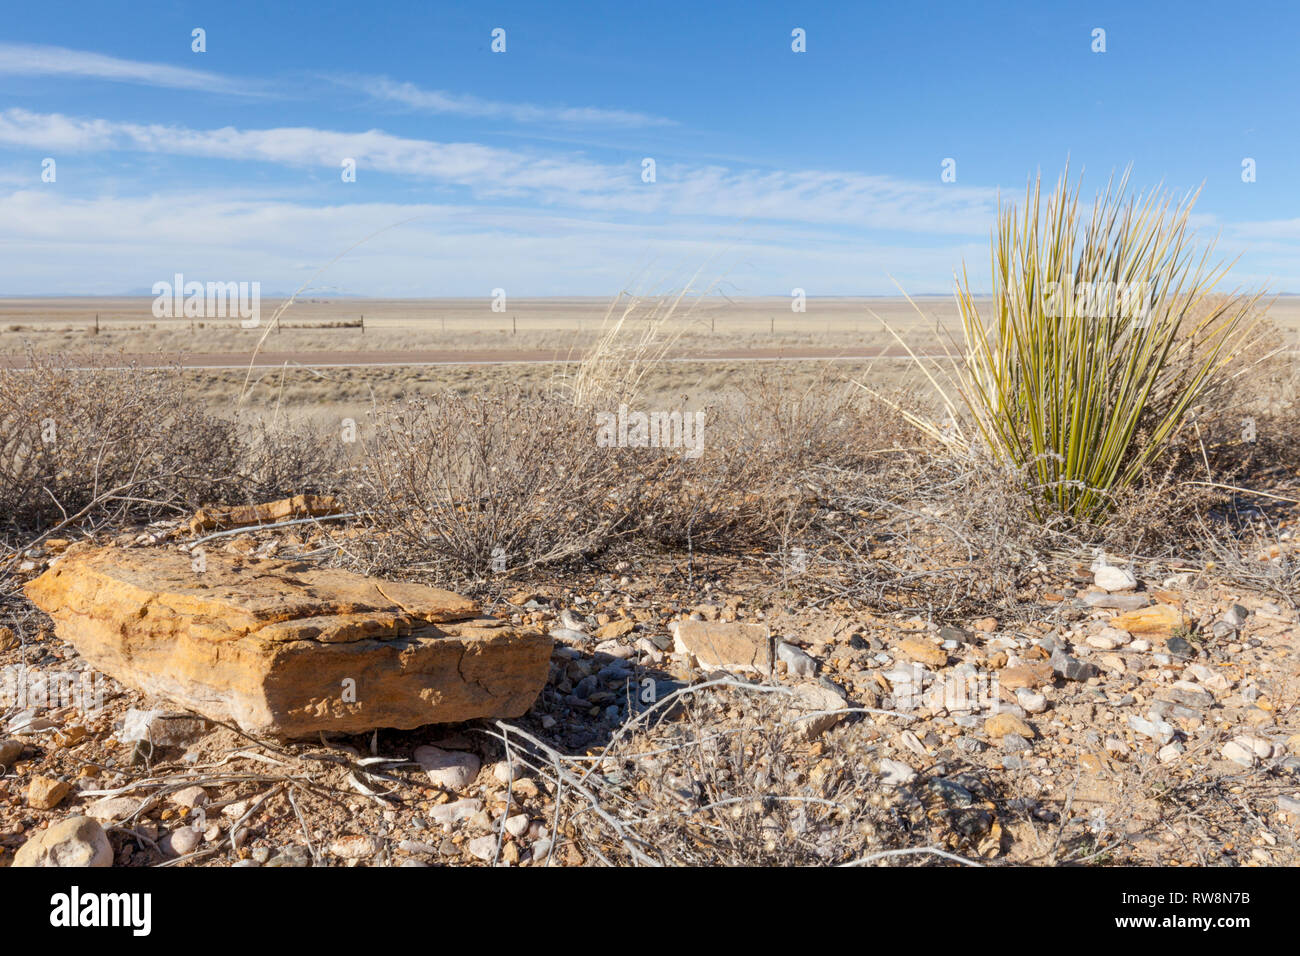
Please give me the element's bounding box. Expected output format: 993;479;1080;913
949;166;1265;523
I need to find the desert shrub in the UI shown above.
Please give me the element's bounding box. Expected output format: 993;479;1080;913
0;353;242;539
633;372;918;553
951;167;1264;524
230;414;351;504
345;388;645;576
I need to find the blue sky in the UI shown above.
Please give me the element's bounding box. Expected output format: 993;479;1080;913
1;0;1298;296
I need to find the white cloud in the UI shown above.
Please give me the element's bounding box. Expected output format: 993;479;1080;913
0;43;258;95
0;108;997;234
0;189;986;296
349;76;676;128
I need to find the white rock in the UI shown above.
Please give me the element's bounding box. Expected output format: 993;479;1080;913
1221;741;1256;768
1016;689;1047;714
776;641;817;678
414;746;481;789
427;797;483;828
504;813;529;838
1093;562;1137;593
1188;663;1230;693
85;796;142;822
1128;715;1176;745
170;785;210;808
1158;742;1184;763
878;759;916;787
466;835;498;861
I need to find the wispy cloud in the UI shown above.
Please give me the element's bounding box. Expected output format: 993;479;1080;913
0;108;996;234
0;42;259;95
346;76;677;128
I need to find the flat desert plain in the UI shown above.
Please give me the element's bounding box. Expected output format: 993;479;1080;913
1;295;1296;422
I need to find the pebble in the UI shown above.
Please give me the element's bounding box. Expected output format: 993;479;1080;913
266;845;313;867
879;759;917;786
1158;742;1185;763
466;835;498;861
776;641;818;678
1127;715;1176;746
1050;651;1099;682
414;746;481;789
170;785;210;808
330;834;382;860
1222;604;1250;629
1221;741;1256;768
505;814;530;838
428;797;483;828
27;776;71;810
1015;689;1047;714
161;826;202;858
0;738;23;768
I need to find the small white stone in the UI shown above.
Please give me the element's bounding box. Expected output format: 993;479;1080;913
878;759;916;787
1015;689;1047;714
414;746;481;789
504;813;529;838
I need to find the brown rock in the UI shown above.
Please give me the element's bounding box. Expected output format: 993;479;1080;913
0;625;17;651
24;546;551;738
672;620;772;674
998;662;1054;689
897;637;947;668
594;620;635;640
27;776;71;810
1110;604;1184;639
984;713;1035;739
188;494;343;534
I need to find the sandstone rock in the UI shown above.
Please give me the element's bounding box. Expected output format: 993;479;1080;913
671;620;771;674
998;662;1054;690
24;546;551;737
13;816;112;867
27;776;71;810
1110;604;1184;639
897;637;947;668
984;712;1035;739
188;494;343;534
594;620;634;640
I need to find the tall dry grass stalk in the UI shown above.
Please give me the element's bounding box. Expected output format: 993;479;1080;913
559;282;712;409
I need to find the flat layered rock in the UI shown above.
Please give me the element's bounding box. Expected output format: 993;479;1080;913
25;547;551;737
188;494;343;534
671;620;772;674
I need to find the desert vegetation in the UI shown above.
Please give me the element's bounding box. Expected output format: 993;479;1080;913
2;171;1298;869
